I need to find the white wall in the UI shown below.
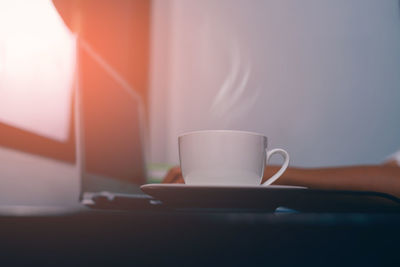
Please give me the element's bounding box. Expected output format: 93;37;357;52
150;0;400;167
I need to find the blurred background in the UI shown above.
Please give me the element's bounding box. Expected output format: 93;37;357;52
0;0;399;204
150;0;400;166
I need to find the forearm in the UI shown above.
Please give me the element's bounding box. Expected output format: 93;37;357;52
266;165;400;197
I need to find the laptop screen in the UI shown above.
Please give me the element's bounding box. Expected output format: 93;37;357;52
78;40;147;196
0;1;149;204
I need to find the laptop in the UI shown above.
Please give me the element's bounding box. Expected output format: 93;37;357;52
76;39;155;209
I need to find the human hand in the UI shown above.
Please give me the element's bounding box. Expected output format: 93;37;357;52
162;166;184;184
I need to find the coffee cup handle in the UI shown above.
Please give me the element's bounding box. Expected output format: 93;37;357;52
262;148;290;186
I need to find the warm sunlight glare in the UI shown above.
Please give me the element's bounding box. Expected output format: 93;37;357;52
0;0;76;141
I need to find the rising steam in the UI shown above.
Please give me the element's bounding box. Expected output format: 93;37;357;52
210;41;259;127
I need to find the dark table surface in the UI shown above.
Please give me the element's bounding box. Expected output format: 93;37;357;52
0;205;400;266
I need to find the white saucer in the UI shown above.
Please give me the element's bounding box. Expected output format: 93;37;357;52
141;183;306;190
140;183;307;210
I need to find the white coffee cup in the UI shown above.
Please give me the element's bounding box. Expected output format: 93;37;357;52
178;130;289;186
